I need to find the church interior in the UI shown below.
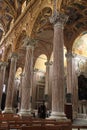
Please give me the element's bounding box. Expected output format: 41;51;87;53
0;0;87;129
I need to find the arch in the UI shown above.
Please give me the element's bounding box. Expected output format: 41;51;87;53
34;54;47;72
31;7;52;62
15;67;23;79
72;32;87;57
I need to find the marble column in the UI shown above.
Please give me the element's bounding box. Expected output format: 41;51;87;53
44;61;52;109
29;45;34;111
32;69;38;109
18;73;24;111
49;62;53;110
49;11;68;119
12;78;20;113
0;62;7;112
19;43;34;116
72;56;79;119
65;51;74;103
4;53;18;113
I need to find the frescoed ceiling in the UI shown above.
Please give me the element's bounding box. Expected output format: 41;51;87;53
1;0;87;70
0;0;26;40
73;33;87;57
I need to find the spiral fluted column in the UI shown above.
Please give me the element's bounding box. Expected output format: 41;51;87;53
49;11;68;119
0;62;7;112
4;53;18;113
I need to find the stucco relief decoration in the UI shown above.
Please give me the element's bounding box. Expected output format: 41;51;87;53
32;7;52;35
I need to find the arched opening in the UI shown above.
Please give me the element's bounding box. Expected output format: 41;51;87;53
15;67;22;80
73;33;87;115
34;54;47;72
73;32;87;57
33;54;47;109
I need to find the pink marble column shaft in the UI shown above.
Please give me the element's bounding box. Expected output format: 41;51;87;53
72;57;78;119
19;44;34;116
32;69;38;109
0;62;7;111
18;74;24;111
65;51;74;103
50;11;68;119
49;63;53;110
45;61;52;108
29;46;34;111
4;53;18;113
12;78;19;112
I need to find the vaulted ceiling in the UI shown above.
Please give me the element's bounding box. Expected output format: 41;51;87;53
1;0;87;69
0;0;28;40
1;0;87;45
64;0;87;49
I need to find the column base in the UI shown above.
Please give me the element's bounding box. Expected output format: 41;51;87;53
73;118;87;125
18;109;32;117
77;113;87;119
2;107;14;114
49;111;67;120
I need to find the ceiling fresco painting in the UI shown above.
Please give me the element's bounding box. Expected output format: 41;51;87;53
0;0;87;69
0;0;27;40
73;34;87;57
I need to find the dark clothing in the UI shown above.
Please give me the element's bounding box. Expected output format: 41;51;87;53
38;106;41;118
38;104;46;119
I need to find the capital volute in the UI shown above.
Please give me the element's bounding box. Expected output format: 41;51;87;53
75;70;81;76
2;61;8;66
24;36;38;50
0;61;8;67
27;44;34;50
20;73;25;78
11;52;18;59
65;51;76;59
45;61;53;66
50;11;68;28
65;51;73;58
34;68;38;73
